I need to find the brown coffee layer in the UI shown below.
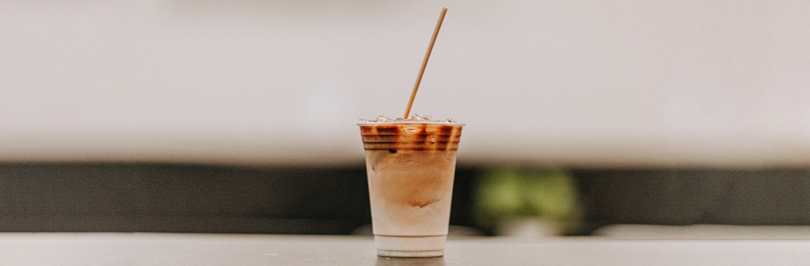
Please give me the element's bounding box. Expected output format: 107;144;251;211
360;124;463;151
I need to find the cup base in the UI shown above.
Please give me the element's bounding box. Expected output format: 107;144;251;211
377;249;444;257
374;235;446;257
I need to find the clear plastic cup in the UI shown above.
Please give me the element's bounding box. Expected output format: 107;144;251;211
358;121;464;257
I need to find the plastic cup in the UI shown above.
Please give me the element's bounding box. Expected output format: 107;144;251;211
358;121;464;257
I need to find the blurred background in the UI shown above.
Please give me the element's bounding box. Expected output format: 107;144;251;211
2;0;810;237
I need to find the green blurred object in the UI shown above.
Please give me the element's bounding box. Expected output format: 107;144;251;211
475;167;582;235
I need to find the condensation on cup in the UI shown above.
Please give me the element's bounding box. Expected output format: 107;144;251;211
358;115;464;257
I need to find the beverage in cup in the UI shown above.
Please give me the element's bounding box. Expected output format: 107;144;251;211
362;5;455;257
358;115;464;257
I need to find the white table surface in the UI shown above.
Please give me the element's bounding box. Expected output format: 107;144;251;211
0;233;808;266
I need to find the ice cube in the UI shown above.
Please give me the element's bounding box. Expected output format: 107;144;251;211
411;114;427;121
375;115;393;122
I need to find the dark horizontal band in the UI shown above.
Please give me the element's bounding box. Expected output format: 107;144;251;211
363;143;460;150
361;136;461;143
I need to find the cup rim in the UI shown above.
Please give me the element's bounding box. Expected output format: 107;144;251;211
357;121;465;126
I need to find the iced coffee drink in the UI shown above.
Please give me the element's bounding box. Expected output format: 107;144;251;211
358;115;463;257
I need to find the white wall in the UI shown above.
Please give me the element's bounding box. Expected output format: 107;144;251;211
2;0;810;167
